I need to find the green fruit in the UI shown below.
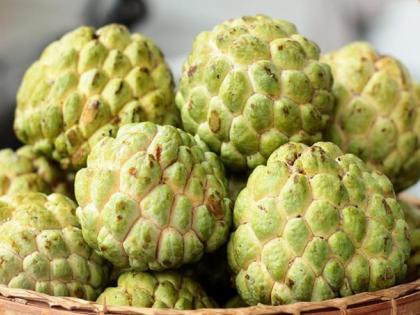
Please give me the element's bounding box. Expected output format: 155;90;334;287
0;146;73;197
97;271;216;309
75;122;232;270
0;193;109;300
228;142;410;305
176;15;334;171
400;200;420;279
322;42;420;191
15;24;179;171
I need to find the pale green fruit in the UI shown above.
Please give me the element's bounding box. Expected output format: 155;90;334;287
97;271;216;309
0;146;73;197
228;142;410;305
75;122;232;271
176;15;334;172
15;24;179;171
400;199;420;279
0;193;109;300
322;42;420;191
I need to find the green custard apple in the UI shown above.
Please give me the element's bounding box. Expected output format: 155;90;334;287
97;271;216;309
75;122;232;271
322;42;420;191
0;193;109;300
15;24;179;170
176;15;334;172
0;146;72;197
228;142;410;305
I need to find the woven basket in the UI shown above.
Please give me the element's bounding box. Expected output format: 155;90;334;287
0;195;419;315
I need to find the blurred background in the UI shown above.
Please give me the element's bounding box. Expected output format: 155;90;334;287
0;0;419;194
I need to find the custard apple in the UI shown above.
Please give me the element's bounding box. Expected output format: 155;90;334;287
15;24;179;170
97;271;216;309
0;146;72;197
322;42;420;191
176;15;335;171
75;122;232;271
400;200;420;279
228;142;410;305
0;193;109;300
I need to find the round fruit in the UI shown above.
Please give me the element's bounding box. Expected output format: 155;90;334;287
228;142;410;305
176;15;334;171
97;271;216;309
75;122;232;271
322;42;420;191
0;193;109;300
0;146;72;197
15;24;179;170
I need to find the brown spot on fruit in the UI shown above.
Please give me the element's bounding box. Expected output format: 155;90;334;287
155;145;162;162
188;65;197;77
207;194;224;220
140;67;150;74
82;100;100;123
129;167;138;177
209;111;221;133
382;199;392;215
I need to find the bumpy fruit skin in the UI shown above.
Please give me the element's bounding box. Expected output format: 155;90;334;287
0;193;109;300
400;200;420;279
228;142;410;305
176;15;334;171
322;42;420;192
0;146;72;197
75;122;232;271
15;24;179;170
97;271;216;309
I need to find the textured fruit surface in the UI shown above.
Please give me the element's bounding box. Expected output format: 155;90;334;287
322;42;420;191
75;122;231;271
228;142;410;305
400;200;420;279
176;15;334;171
15;24;179;170
97;271;216;309
0;193;109;300
0;146;72;197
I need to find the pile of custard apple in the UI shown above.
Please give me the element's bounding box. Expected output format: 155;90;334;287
0;15;419;309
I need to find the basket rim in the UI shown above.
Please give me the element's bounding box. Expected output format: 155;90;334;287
0;194;418;314
0;278;420;314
